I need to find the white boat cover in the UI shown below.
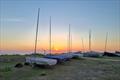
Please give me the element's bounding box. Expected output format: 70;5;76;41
116;54;120;57
84;51;103;57
72;53;84;57
59;53;84;58
26;57;57;66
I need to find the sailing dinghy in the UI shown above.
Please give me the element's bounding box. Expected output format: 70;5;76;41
26;57;57;66
25;8;57;66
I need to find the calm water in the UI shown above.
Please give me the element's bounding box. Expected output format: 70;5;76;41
0;50;35;55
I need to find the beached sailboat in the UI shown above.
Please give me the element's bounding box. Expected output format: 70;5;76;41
115;51;120;56
45;24;73;62
103;32;120;57
115;30;120;56
25;8;57;66
69;26;84;58
84;30;103;57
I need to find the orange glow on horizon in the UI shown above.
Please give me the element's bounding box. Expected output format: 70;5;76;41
1;33;119;53
1;44;119;53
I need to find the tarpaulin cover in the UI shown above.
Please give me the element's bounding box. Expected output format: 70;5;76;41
26;57;57;66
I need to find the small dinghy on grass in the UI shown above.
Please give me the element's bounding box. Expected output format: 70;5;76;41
83;51;103;58
72;53;84;58
44;54;67;63
60;53;83;59
44;52;83;63
82;30;103;58
103;52;119;57
26;57;57;66
115;51;120;57
59;53;74;60
71;51;84;58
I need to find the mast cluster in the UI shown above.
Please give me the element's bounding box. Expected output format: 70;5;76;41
33;8;119;54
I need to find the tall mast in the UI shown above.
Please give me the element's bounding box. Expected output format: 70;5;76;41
49;16;52;54
119;27;120;51
89;29;91;52
68;24;71;53
81;38;84;52
71;29;72;53
52;40;54;53
34;8;40;54
104;32;108;52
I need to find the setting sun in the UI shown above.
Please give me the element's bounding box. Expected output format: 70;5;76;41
55;48;58;51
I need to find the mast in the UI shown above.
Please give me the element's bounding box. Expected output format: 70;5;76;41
89;29;91;52
71;29;72;53
81;38;84;52
119;27;120;51
34;8;40;54
49;16;52;54
43;50;46;55
104;32;108;52
68;24;71;53
52;40;54;53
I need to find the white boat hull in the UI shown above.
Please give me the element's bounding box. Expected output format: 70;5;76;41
26;57;57;66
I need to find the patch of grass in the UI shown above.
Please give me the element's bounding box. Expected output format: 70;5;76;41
0;66;12;72
101;56;120;60
40;71;47;76
0;74;3;78
29;53;44;57
72;56;85;60
0;55;120;80
0;54;25;58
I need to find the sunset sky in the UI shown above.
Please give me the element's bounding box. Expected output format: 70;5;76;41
0;0;120;54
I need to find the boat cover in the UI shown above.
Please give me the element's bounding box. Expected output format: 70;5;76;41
26;57;57;66
72;53;84;57
44;55;67;61
84;51;103;57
